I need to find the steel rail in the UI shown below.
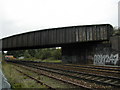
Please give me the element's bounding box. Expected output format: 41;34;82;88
14;68;55;89
34;63;120;75
13;63;93;90
22;63;120;88
6;60;120;88
33;64;120;81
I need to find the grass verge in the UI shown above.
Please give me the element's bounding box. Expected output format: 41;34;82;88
2;60;47;89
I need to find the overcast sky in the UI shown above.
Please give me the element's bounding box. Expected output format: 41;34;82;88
0;0;119;39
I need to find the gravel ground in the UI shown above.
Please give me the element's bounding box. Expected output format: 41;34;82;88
15;63;113;89
14;64;80;89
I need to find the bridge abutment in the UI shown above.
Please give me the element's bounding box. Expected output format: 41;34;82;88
62;36;120;66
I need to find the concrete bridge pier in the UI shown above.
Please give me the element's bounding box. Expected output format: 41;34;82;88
62;43;96;64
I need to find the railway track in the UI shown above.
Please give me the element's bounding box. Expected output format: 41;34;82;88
64;64;120;71
22;63;120;88
14;68;55;89
33;63;120;78
6;60;120;89
13;64;92;89
6;60;120;71
8;60;120;72
11;62;119;89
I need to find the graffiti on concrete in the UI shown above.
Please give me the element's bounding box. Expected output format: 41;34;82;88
94;54;119;65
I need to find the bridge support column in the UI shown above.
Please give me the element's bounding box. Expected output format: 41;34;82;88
62;44;95;64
